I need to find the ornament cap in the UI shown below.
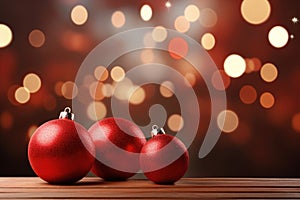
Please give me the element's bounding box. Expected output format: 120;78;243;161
151;125;165;137
59;107;74;120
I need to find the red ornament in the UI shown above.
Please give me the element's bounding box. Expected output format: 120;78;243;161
89;117;146;181
28;107;95;184
140;125;189;184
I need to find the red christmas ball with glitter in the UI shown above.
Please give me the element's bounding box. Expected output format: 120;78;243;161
28;107;95;184
89;117;146;181
140;125;189;184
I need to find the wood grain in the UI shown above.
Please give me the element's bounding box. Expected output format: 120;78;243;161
1;177;300;199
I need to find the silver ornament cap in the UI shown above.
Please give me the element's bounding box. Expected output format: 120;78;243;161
59;107;74;120
151;125;165;137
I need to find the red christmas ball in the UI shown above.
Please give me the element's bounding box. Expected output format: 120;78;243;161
140;126;189;184
28;108;95;184
89;117;146;181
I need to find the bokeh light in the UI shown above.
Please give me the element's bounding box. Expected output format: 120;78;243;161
291;17;299;24
260;63;278;83
199;8;217;27
260;92;275;109
111;66;125;82
0;112;13;130
224;54;246;78
184;4;200;22
71;5;88;25
87;101;107;121
129;87;146;105
54;81;63;96
241;0;271;25
268;26;289;48
23;73;42;93
140;4;152;21
61;31;90;52
174;16;190;33
245;57;262;73
239;85;257;104
140;49;154;63
28;29;45;48
102;83;114;97
184;73;196;87
83;75;95;88
201;33;216;50
165;1;171;8
61;81;78;100
217;110;239;133
211;70;231;90
152;26;167;42
15;87;30;104
168;37;188;59
159;81;174;98
27;125;38;139
113;78;134;100
168;114;184;132
292;113;300;132
94;66;109;81
89;82;105;101
111;11;126;28
0;24;13;48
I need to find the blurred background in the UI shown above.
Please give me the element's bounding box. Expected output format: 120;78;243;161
0;0;299;177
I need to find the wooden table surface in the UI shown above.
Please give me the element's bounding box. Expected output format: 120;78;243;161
1;177;300;199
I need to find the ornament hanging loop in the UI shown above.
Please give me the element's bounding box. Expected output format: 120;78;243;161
59;107;74;120
151;125;165;137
